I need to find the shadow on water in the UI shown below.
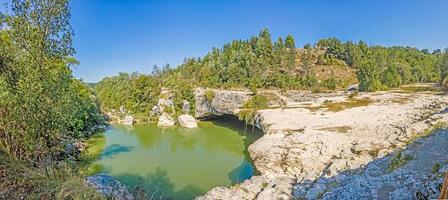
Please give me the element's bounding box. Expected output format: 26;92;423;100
228;159;255;184
100;144;134;159
207;115;263;176
116;167;205;200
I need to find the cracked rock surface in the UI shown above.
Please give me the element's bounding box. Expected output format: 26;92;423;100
196;87;448;199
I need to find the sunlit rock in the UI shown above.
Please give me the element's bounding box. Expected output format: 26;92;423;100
182;100;191;114
122;115;135;125
178;114;197;128
158;113;175;127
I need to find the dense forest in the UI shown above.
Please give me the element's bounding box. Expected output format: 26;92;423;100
0;0;104;198
95;28;448;122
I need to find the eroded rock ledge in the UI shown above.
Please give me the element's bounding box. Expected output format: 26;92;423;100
196;87;448;199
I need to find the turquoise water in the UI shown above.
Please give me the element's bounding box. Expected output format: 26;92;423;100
87;117;262;199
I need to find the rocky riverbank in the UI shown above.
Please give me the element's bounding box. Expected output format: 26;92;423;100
196;84;448;199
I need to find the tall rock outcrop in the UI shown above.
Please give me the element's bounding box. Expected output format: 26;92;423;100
194;88;252;118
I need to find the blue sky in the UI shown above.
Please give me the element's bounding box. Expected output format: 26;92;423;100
66;0;448;82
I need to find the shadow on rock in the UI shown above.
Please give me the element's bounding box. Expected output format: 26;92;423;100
293;129;448;199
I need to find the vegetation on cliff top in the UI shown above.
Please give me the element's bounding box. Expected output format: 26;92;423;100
94;28;448;123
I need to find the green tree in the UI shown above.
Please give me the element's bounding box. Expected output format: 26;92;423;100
438;51;448;83
285;35;296;49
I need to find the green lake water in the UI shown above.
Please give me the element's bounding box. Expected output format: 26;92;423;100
86;117;262;199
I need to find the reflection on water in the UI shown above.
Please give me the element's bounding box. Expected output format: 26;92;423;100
87;116;262;199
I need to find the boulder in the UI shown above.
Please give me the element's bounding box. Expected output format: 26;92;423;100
347;84;359;92
85;173;134;200
122;115;134;125
158;113;175;127
178;114;198;128
151;105;161;116
119;106;126;113
181;100;191;114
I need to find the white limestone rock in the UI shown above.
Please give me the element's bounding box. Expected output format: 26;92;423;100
158;113;175;127
178;114;198;128
122;115;134;125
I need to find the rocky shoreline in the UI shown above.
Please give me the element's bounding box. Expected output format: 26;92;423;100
196;85;448;199
86;85;448;199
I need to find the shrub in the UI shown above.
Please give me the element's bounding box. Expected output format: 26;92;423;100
204;89;215;103
441;77;448;93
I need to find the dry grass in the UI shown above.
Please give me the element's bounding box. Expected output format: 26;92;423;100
306;97;372;112
317;126;352;133
391;85;439;94
0;151;104;199
391;96;413;105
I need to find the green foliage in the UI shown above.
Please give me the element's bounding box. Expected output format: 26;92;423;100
438;52;448;82
432;163;441;174
388;151;413;172
285;35;296;49
0;151;103;199
243;94;268;110
356;60;384;92
94;72;161;120
204;89;215;103
0;0;104;163
322;78;341;90
318;38;440;91
238;95;268;125
442;77;448;92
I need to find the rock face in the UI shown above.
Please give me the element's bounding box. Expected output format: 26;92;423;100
199;89;448;199
122;115;135;125
293;129;448;199
178;114;198;128
157;98;174;113
181;100;191;114
194;88;251;118
85;173;134;200
158;113;175;127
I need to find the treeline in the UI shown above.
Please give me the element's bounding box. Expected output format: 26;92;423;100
94;29;448;122
317;38;446;91
1;0;104;198
172;28;318;91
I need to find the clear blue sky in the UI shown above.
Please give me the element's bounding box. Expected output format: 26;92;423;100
68;0;448;82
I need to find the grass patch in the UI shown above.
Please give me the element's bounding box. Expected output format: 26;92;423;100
317;126;352;133
392;85;439;94
432;163;441;174
391;97;413;105
306;97;372;112
0;151;103;199
368;149;381;158
406;121;448;145
388;151;413;172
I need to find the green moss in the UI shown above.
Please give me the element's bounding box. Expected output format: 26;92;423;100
432;163;441;174
388;151;413;172
204;89;215;103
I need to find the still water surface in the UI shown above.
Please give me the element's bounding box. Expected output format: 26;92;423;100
87;117;262;199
